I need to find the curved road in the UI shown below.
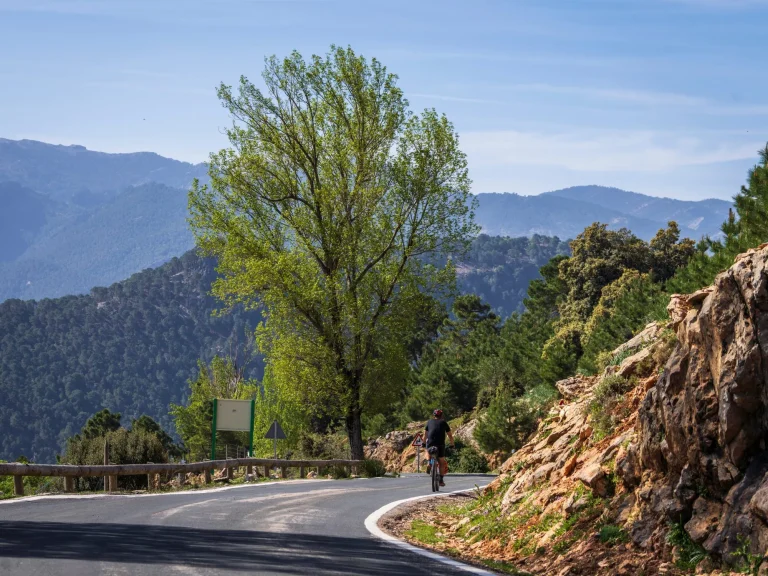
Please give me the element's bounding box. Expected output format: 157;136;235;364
0;475;491;576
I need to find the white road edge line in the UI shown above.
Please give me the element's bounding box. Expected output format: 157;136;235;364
0;477;337;505
364;488;497;576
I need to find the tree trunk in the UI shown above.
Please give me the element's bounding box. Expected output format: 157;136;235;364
346;407;364;461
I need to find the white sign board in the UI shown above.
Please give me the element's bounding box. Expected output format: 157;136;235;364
216;399;253;431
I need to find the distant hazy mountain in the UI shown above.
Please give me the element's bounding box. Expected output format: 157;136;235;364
476;187;731;242
0;139;734;303
0;138;207;200
0;181;194;301
543;186;731;237
0;182;52;262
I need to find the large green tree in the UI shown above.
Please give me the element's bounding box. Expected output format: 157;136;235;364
189;46;476;458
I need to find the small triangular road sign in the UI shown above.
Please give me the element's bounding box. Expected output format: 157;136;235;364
412;433;423;447
265;420;286;440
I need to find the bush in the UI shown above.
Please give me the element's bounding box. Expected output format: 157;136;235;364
474;384;557;453
328;464;350;479
598;525;629;544
443;440;489;473
362;413;397;440
298;430;350;461
360;458;387;478
62;428;168;490
1;458;62;499
587;375;633;439
457;446;489;473
667;521;708;570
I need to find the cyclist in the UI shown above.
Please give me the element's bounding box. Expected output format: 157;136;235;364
424;409;455;487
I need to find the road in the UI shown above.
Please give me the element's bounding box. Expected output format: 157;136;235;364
0;474;492;576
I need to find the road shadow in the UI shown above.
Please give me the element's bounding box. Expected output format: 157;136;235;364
0;520;437;575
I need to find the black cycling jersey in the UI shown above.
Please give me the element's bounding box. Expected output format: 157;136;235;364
424;418;450;447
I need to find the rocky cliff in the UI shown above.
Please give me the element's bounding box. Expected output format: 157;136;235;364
389;244;768;575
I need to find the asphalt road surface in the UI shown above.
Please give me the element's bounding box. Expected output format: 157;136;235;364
0;474;492;576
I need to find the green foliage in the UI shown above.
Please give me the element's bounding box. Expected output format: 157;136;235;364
62;427;168;490
455;444;490;473
578;271;667;374
360;458;387;478
668;145;768;295
666;521;709;571
549;221;692;364
298;430;350;461
170;356;260;461
81;409;122;439
0;457;62;499
328;465;351;480
474;384;557;453
452;234;570;317
0;250;261;463
189;45;476;459
732;535;763;575
587;375;632;439
131;415;183;459
405;520;443;545
598;524;629;545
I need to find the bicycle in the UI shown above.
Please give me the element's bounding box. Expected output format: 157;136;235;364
427;446;440;492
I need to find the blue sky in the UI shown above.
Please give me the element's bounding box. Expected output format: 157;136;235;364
1;0;767;200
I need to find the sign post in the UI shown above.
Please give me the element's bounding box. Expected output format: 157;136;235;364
412;433;424;473
211;398;255;461
211;399;218;461
265;420;287;463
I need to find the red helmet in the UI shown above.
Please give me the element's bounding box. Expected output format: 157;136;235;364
433;409;443;418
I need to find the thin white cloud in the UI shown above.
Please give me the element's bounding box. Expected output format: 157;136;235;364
461;129;762;173
504;83;708;107
494;83;768;116
409;93;504;105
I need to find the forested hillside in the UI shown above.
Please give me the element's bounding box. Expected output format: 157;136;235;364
455;234;570;316
0;233;564;462
0;182;194;301
0;251;262;463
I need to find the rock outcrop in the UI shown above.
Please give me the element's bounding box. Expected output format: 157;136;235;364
416;245;768;575
629;243;768;563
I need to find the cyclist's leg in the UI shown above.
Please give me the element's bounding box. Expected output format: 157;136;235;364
437;445;448;481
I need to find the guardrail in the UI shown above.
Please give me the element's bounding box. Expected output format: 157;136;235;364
0;458;364;496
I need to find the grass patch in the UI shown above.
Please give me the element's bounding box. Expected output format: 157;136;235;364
666;521;708;571
481;559;531;575
598;524;629;545
586;374;634;440
405;520;443;545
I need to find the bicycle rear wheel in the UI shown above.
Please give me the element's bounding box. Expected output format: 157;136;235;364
431;458;439;492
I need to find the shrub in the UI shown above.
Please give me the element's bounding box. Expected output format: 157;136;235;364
1;458;62;499
298;430;350;461
62;428;168;490
586;375;632;439
362;413;393;439
474;384;557;453
667;521;708;570
443;440;490;473
360;458;387;478
328;464;350;479
598;525;628;544
457;446;490;473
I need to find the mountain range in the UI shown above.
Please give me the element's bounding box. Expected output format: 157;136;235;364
0;138;733;303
